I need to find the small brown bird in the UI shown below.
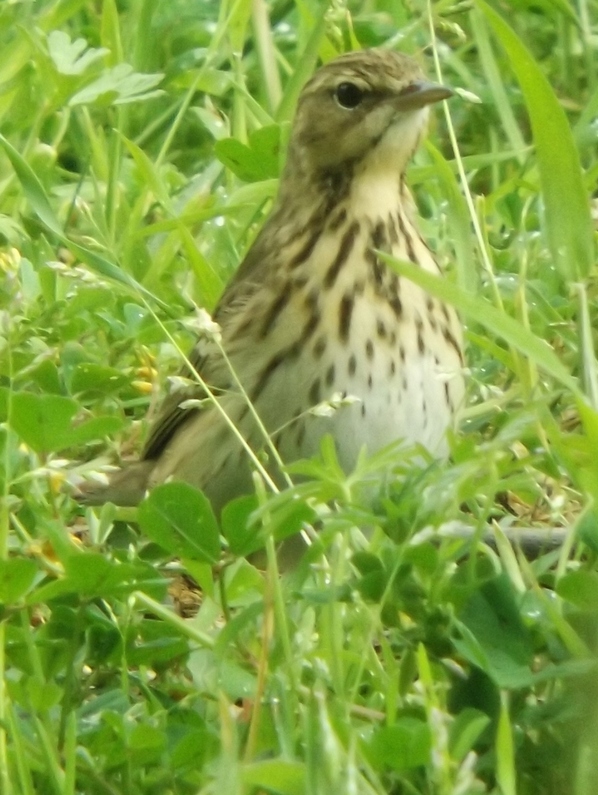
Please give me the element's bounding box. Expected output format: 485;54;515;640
82;48;465;512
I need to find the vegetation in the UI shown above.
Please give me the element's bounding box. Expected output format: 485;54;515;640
0;0;597;792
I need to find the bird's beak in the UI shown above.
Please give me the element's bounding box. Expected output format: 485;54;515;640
393;81;453;111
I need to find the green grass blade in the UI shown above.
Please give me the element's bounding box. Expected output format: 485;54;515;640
381;253;579;395
477;0;594;282
275;9;327;122
469;10;527;161
496;693;516;795
425;142;477;292
0;134;166;308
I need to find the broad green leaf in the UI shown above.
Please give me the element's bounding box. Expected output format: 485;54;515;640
47;30;107;75
70;363;129;396
221;494;260;556
215;124;281;182
557;571;598;610
29;554;166;603
25;677;63;712
171;728;213;769
9;392;122;453
381;254;579;395
366;719;431;770
215;601;264;653
87;621;121;663
577;508;598;555
249;124;282;177
477;1;594;281
454;576;535;688
242;760;305;795
129;724;165;752
355;568;387;602
222;560;264;603
0;558;38;604
69;64;164;107
138;482;220;563
68;415;124;446
352;552;387;601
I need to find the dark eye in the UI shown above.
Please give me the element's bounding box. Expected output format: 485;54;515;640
334;82;364;109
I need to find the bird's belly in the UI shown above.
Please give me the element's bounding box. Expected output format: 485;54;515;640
259;292;464;471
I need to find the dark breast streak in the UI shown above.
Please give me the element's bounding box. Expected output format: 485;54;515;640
324;220;360;288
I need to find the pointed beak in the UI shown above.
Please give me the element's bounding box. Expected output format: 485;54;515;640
393;80;453;111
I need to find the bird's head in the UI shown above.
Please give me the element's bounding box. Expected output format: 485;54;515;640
287;49;452;178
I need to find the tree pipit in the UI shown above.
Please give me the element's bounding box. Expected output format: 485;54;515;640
81;48;465;512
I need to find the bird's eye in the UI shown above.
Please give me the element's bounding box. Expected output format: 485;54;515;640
334;82;364;109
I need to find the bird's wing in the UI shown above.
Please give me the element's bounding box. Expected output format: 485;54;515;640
141;337;220;460
141;224;278;462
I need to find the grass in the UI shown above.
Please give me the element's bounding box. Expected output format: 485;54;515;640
0;0;597;792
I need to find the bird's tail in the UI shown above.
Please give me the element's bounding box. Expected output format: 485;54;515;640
75;460;155;507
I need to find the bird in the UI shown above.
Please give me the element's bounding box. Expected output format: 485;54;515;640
80;48;465;514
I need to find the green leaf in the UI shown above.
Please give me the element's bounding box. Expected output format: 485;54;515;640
138;482;220;563
477;1;594;281
248;125;282;177
352;552;387;601
70;363;129;396
577;508;598;555
221;494;260;556
26;677;63;712
0;558;38;603
126;618;191;666
8;392;122;453
557;570;598;611
242;760;305;795
29;554;166;603
0;134;165;307
0;135;66;238
171;727;213;770
47;31;108;75
262;493;317;546
87;622;121;663
449;708;491;762
68;415;124;446
356;568;387;602
366;719;431;770
214;124;281;182
454;577;535;688
69;64;164;107
128;724;165;751
119;133;172;207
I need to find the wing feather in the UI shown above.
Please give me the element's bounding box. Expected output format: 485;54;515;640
141;220;279;461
